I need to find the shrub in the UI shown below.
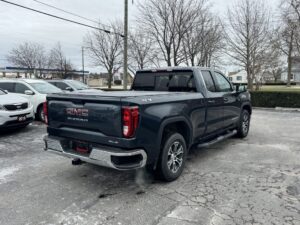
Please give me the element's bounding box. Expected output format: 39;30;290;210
263;82;297;86
102;88;124;91
250;91;300;108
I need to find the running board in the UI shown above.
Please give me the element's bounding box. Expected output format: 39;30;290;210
197;130;237;148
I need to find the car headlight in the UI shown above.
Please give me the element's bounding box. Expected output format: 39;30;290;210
0;104;6;111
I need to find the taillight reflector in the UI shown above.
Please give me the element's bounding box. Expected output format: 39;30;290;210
122;106;139;138
43;102;48;124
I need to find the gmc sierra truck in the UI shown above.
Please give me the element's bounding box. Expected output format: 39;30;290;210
43;67;251;181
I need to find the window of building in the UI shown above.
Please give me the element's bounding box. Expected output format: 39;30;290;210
236;76;242;81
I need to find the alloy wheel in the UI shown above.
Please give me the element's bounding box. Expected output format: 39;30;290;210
167;141;184;174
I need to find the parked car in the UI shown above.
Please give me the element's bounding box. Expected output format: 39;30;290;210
43;67;252;181
0;88;34;130
47;80;101;92
0;79;62;121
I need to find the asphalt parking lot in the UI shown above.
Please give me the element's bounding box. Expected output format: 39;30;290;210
0;109;300;225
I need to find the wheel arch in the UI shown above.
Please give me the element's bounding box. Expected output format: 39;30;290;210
157;117;193;151
36;103;43;114
242;103;252;115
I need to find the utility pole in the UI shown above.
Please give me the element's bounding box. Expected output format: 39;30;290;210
123;0;128;90
82;46;85;84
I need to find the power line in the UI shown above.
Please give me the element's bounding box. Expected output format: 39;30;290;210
32;0;112;30
0;0;124;37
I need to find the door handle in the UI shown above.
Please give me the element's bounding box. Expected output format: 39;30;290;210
208;100;215;104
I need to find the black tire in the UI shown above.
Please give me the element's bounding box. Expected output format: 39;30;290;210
236;109;250;138
36;105;45;122
19;123;30;129
156;133;187;182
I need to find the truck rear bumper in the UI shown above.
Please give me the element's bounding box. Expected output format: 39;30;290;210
43;135;147;170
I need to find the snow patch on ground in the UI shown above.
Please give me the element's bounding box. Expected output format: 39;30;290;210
54;203;106;225
0;166;19;184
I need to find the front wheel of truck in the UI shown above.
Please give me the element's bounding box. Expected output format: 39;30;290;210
236;109;251;138
156;133;187;182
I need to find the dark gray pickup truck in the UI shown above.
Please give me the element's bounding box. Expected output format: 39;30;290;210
43;67;251;181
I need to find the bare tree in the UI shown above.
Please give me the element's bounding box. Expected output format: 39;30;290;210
266;43;284;83
48;42;73;79
137;0;208;67
278;0;300;86
129;30;154;70
85;22;123;88
290;0;300;21
7;42;46;77
226;0;271;91
183;12;224;67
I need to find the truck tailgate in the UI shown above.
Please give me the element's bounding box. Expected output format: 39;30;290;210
47;94;123;138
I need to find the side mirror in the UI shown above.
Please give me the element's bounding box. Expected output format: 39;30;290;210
235;85;247;93
25;90;34;95
65;87;74;92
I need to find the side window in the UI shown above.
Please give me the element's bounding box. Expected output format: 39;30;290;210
0;82;14;92
201;71;216;92
56;82;69;90
213;72;232;92
15;83;29;94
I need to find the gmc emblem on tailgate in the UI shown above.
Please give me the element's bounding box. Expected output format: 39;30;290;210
66;108;89;117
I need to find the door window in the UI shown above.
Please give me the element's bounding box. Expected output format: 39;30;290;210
201;71;216;92
56;82;69;90
213;72;232;92
0;82;14;92
15;83;29;94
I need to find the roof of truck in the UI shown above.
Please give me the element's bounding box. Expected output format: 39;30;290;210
137;66;222;74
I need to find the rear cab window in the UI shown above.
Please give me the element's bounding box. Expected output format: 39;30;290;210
132;70;197;92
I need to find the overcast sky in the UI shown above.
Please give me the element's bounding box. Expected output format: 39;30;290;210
0;0;280;73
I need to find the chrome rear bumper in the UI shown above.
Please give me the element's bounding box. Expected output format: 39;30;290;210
43;135;147;170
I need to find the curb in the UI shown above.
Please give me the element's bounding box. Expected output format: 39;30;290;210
253;107;300;113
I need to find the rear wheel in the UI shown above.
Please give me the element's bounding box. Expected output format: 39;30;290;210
236;109;250;138
36;105;45;122
156;133;187;182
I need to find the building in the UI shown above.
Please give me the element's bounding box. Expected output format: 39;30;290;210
227;70;248;84
280;57;300;83
228;56;300;84
0;67;89;81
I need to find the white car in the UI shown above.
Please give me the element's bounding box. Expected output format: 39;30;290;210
47;80;102;93
0;88;34;129
0;79;62;121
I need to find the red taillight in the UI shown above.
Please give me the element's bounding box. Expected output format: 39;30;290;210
122;106;139;138
43;102;48;124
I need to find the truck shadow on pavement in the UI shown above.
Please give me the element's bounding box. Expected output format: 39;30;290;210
56;138;236;198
